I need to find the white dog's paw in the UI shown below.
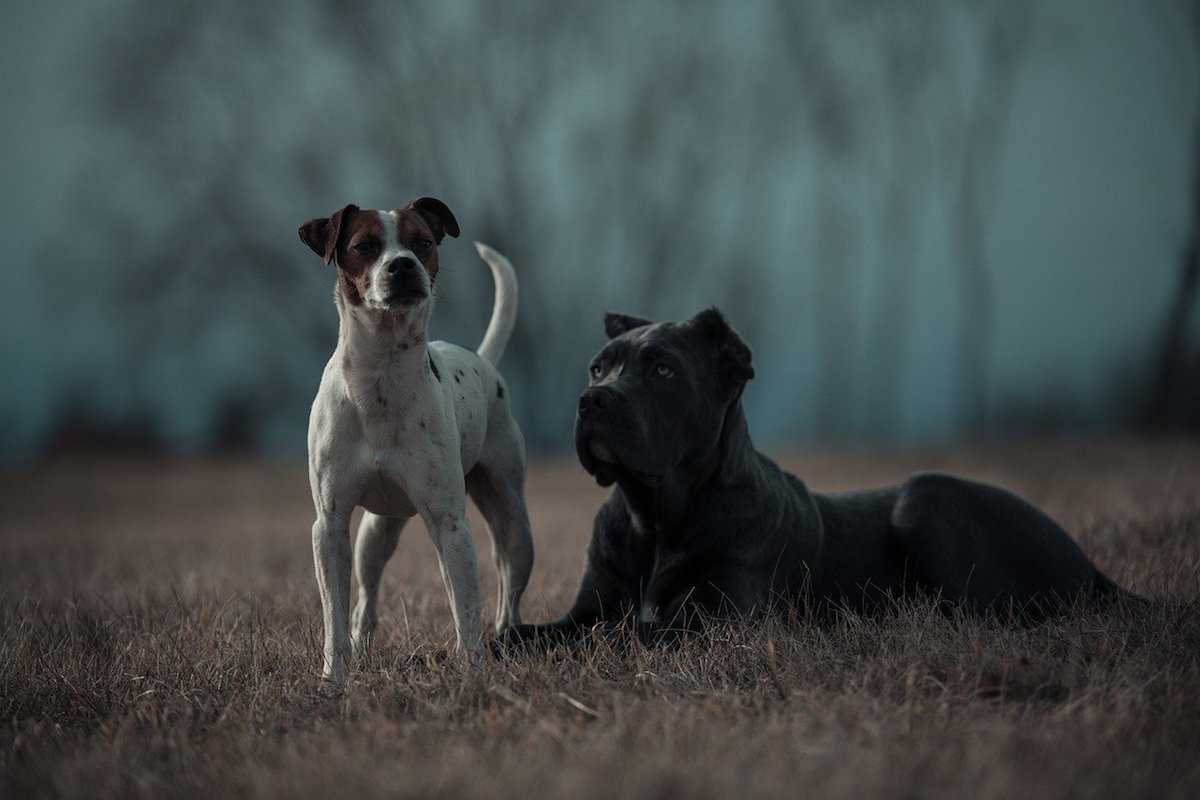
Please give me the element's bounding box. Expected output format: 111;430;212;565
460;641;486;669
317;678;346;698
351;631;371;660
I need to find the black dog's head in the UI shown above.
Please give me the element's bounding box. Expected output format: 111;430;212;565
575;308;755;489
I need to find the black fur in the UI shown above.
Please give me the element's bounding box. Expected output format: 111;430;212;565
502;309;1131;648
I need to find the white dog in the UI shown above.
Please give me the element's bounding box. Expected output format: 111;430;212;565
299;198;533;694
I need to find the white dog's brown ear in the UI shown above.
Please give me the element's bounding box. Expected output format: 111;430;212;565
299;204;358;265
691;307;755;393
604;312;653;339
408;197;460;243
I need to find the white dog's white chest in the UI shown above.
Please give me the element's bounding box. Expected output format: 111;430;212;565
356;463;418;518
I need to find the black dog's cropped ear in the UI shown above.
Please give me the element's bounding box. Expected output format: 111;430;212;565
690;307;755;395
604;312;654;339
299;204;358;265
408;196;460;243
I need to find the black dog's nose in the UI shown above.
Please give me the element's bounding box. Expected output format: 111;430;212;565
387;257;417;274
578;387;616;416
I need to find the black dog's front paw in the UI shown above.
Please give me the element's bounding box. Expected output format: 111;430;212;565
490;622;584;657
489;624;541;658
489;628;520;659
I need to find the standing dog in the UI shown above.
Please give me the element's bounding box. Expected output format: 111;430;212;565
503;308;1132;646
299;198;533;693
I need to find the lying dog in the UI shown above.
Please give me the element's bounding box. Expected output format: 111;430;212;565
504;308;1130;645
299;198;533;692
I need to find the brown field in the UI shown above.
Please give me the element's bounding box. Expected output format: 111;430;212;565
2;440;1199;799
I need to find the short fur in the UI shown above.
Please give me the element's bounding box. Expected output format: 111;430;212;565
503;308;1131;647
300;200;532;693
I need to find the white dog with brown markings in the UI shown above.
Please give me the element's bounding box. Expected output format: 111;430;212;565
299;197;533;695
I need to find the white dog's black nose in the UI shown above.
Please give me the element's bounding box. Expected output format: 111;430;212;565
387;257;418;274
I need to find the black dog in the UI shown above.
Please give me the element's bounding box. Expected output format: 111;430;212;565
505;309;1130;645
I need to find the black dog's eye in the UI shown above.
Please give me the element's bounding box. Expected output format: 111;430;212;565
654;363;675;379
589;363;604;380
413;238;434;251
353;241;379;255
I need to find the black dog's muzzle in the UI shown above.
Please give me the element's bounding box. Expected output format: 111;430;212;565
577;385;619;417
575;385;664;487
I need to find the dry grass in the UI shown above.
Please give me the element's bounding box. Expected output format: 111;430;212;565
2;439;1199;799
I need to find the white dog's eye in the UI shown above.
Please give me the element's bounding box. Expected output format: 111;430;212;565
589;364;603;380
413;238;434;251
655;363;674;378
353;241;379;255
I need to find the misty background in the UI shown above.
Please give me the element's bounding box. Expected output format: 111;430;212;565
1;0;1197;464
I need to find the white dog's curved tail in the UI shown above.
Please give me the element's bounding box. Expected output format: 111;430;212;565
474;242;518;366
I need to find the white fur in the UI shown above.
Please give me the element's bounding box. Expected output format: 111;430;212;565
474;242;518;365
362;211;427;307
308;236;533;694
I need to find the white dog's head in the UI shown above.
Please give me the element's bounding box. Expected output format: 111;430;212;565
299;197;459;313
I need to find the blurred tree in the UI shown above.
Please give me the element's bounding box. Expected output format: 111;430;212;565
948;1;1032;434
867;4;951;437
775;0;1032;439
1149;0;1200;429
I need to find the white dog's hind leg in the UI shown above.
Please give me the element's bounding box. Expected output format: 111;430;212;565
352;512;408;657
467;456;534;631
313;511;353;694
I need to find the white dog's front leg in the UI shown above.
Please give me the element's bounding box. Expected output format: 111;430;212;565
313;512;353;693
352;512;408;658
421;506;484;663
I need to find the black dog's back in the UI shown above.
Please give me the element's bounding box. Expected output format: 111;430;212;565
886;472;1118;619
